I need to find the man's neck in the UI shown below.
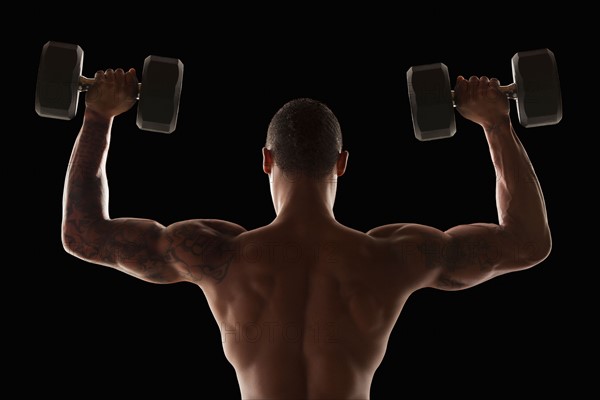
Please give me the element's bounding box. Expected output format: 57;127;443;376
271;176;338;224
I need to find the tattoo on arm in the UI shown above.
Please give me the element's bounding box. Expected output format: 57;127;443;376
64;115;235;284
69;118;111;175
63;117;111;259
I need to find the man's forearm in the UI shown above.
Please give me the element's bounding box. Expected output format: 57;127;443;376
485;118;551;258
62;109;114;249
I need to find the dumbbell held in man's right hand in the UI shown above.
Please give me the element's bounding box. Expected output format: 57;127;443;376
35;41;184;134
406;48;562;141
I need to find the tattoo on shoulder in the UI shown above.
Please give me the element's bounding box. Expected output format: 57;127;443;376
166;225;234;284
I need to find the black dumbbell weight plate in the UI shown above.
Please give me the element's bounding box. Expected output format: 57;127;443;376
406;63;456;141
136;56;184;134
35;41;83;120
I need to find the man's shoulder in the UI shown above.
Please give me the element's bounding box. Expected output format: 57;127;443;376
366;223;442;241
167;218;247;238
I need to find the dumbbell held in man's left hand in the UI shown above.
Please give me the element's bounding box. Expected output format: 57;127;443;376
406;48;562;141
35;41;184;134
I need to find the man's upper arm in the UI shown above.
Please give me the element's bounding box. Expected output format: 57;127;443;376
63;217;246;285
368;222;546;291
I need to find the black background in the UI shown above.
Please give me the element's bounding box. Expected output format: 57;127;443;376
18;13;587;399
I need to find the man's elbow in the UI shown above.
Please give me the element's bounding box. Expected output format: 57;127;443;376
61;225;86;259
61;229;78;257
516;228;552;268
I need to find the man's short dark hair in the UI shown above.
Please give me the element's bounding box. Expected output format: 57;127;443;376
266;98;343;178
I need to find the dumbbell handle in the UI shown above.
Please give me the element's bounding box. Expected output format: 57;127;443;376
79;76;142;100
450;82;517;105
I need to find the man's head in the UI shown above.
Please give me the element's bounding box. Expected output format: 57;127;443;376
264;98;346;179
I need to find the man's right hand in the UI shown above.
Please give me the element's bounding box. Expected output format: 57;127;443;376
85;68;138;119
454;75;510;131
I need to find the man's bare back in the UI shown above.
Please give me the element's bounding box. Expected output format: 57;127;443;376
207;220;414;399
61;69;551;399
